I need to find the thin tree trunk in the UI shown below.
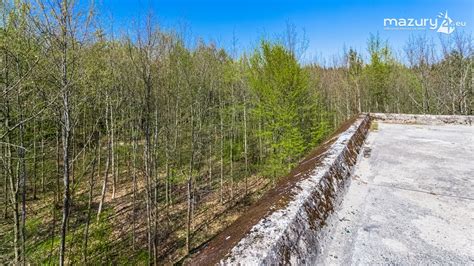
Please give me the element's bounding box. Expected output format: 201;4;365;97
208;140;212;190
56;130;61;203
258;119;263;163
2;44;9;222
143;76;153;264
230;86;235;200
111;100;116;199
82;153;97;263
33;120;37;200
41;128;45;193
152;109;159;266
97;100;111;220
59;82;71;265
165;138;170;206
71;125;75;186
131;124;138;251
219;92;224;203
11;163;20;263
356;82;362;113
5;89;20;262
170;98;180;206
48;201;56;264
165;98;171;206
59;3;72;260
186;105;195;255
18;92;27;265
144;146;152;264
243;94;249;195
97;130;101;188
3;144;8;219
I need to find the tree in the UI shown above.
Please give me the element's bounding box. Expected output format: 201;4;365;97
364;33;393;113
247;41;310;180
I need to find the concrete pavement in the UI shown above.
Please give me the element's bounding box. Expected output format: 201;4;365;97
322;122;474;264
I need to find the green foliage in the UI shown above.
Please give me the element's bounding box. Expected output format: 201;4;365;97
363;33;394;112
310;119;331;146
247;41;320;177
1;1;472;263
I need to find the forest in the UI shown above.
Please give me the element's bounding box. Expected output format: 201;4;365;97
0;0;472;264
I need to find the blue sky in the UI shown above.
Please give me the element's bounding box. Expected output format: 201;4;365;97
94;0;474;61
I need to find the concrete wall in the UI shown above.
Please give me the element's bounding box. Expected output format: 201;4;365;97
218;115;371;265
370;113;473;125
190;113;472;265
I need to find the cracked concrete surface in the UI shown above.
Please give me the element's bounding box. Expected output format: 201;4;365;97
322;122;474;265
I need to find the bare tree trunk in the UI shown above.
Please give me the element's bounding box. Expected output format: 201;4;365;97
10;163;20;263
59;0;72;260
97;100;111;220
111;100;116;199
219;92;224;203
186;105;195;255
56;130;61;203
356;83;362;113
165;137;170;206
170;98;180;206
2;45;10;222
5;83;20;262
71;125;75;186
131;123;137;250
41;128;45;193
59;73;71;265
230;86;235;200
18;91;27;265
208;140;212;190
48;200;56;264
3;145;7;219
152;109;159;266
97;130;101;188
186;174;192;254
33;120;37;200
243;94;249;195
258;119;263;163
82;151;97;263
144;146;152;264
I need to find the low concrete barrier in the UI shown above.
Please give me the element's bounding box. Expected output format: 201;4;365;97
190;114;371;265
189;113;473;265
370;113;473;125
